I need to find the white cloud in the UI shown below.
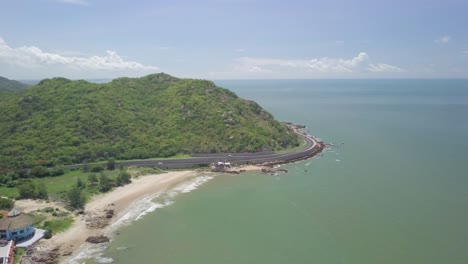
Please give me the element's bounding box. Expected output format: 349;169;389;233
0;37;158;79
235;48;245;52
245;65;271;73
435;35;451;44
367;63;404;73
232;52;402;74
52;49;90;56
463;51;468;54
58;0;90;6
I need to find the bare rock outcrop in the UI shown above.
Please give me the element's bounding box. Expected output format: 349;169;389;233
23;246;61;264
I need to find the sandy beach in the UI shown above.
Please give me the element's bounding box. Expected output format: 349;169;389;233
15;165;266;263
20;170;202;263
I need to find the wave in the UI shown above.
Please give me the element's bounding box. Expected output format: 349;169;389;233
69;243;111;264
69;175;215;264
109;193;162;230
110;175;214;229
95;256;114;263
171;175;214;194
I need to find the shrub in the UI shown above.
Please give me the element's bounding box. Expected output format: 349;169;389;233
67;187;85;209
98;173;112;192
106;159;116;170
43;228;52;239
0;197;14;210
116;171;131;186
90;164;104;172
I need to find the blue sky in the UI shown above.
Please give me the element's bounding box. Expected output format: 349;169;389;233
1;0;467;79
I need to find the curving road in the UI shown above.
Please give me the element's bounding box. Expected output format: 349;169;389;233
65;132;323;170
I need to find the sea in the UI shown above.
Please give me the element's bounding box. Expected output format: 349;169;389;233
74;79;468;264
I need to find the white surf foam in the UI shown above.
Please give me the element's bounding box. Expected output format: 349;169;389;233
69;243;110;264
69;174;215;264
171;175;214;194
135;200;173;221
95;256;114;263
109;193;161;230
111;175;214;229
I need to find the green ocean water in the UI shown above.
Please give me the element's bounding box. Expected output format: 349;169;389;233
79;80;468;264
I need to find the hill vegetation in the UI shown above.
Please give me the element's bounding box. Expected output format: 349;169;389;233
0;76;29;92
0;73;300;171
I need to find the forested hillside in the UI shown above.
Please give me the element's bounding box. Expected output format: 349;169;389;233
0;73;300;168
0;76;29;91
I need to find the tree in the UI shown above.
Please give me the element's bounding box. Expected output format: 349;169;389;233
37;182;48;199
50;167;65;177
106;158;116;170
99;173;112;192
43;228;52;239
30;166;50;178
18;181;37;199
88;173;98;187
14;168;29;179
90;164;104;172
67;186;85;209
82;163;90;173
76;178;85;189
116;171;131;186
0;197;14;210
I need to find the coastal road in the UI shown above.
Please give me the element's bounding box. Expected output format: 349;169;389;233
65;132;323;170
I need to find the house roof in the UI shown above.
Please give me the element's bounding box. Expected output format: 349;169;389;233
0;210;34;231
7;209;20;217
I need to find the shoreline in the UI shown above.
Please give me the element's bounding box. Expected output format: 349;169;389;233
25;170;205;263
21;165;267;263
13;129;323;263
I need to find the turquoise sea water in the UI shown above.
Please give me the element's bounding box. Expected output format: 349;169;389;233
82;79;468;264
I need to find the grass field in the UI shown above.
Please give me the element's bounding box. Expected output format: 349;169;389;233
0;186;19;198
41;217;74;234
32;169;120;199
14;248;26;264
0;169;124;200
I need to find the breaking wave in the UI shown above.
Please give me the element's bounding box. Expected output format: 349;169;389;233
69;175;215;264
69;243;111;264
171;175;214;194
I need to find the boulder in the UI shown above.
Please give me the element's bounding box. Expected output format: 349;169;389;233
86;235;110;244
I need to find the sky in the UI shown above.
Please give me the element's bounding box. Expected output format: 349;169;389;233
0;0;467;80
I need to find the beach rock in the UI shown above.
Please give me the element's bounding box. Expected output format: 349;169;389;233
86;235;110;244
51;247;60;252
105;209;114;218
61;251;73;256
28;247;60;264
84;211;112;229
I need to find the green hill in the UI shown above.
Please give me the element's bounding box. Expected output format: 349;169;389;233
0;76;29;92
0;73;300;168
